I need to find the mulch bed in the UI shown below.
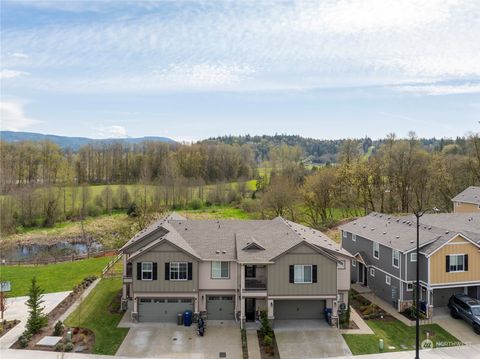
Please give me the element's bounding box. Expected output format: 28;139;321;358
257;330;280;359
0;319;20;337
11;276;97;352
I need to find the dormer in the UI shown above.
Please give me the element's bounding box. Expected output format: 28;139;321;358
242;238;265;251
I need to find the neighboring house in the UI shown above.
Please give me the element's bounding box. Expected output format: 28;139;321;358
452;186;480;213
340;213;480;318
120;214;352;327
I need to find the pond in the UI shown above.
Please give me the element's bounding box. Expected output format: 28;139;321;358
0;241;103;262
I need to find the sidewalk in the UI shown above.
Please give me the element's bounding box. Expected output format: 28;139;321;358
247;330;261;359
339;306;374;335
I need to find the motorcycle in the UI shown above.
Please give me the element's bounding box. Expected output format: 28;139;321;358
197;317;205;336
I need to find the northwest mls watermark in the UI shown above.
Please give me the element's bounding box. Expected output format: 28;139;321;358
421;339;469;349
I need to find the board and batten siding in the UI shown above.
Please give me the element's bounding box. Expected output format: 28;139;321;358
430;235;480;284
267;244;337;296
454;202;480;214
132;242;199;293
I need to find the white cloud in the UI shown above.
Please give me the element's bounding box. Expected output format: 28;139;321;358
0;69;29;79
0;101;40;131
10;52;29;59
396;83;480;95
97;125;128;138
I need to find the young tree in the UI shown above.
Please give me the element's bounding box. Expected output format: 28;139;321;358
25;277;47;334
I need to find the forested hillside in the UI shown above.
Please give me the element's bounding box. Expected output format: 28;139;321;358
0;133;479;236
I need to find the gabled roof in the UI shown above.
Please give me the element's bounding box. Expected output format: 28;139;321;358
340;212;480;255
452;186;480;205
122;214;348;263
353;251;372;266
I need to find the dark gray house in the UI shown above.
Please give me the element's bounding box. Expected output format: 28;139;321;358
340;213;480;317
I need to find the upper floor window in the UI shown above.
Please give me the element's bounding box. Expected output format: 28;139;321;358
294;265;312;283
410;253;417;262
170;262;188;280
337;260;346;269
385;275;391;285
342;231;347;239
392;250;400;268
370;268;375;277
212;261;229;279
352;259;357;267
352;234;357;242
373;242;380;259
447;254;468;273
141;262;153;280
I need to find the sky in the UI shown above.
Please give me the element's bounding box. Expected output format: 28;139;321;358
1;0;479;142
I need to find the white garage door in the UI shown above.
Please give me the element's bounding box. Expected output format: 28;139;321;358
138;298;194;322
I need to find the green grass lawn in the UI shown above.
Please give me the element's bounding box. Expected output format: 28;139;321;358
0;256;112;297
343;319;461;355
65;278;129;355
179;205;257;220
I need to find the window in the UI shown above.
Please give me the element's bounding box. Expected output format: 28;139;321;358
294;265;312;283
385;275;391;285
352;234;357;242
211;261;229;279
342;231;347;239
370;268;375;277
338;293;345;303
352;259;357;267
410;253;417;262
373;242;380;259
170;262;188;280
245;265;256;278
141;262;153;280
337;260;346;269
448;254;466;272
392;250;400;268
406;283;413;291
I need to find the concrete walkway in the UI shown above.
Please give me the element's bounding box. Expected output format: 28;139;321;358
339;306;374;335
58;278;100;322
247;330;261;359
432;306;480;345
0;291;71;350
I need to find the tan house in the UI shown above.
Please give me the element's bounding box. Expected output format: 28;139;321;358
452;186;480;213
120;214;352;327
341;213;480;318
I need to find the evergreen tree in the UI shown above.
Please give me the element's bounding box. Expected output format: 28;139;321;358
25;277;48;334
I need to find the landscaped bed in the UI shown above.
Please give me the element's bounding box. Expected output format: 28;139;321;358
343;290;461;355
64;278;129;355
0;319;20;337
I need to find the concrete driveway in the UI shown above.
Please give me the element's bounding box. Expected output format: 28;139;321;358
433;306;480;346
115;321;242;359
274;320;352;358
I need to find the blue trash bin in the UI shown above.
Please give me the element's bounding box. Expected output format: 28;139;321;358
183;310;193;327
324;308;332;323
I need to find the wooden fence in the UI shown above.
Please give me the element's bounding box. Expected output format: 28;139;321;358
0;249;118;266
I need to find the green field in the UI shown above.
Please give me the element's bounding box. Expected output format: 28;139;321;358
342;320;461;355
65;278;129;355
0;256;112;297
179;205;257;220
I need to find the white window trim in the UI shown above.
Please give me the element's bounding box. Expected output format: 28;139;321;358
141;262;153;281
410;253;417;262
406;283;413;291
294;264;313;284
170;262;188;281
392;250;400;268
352;234;357;242
337;260;346;269
370;268;375;277
342;230;347;239
211;261;230;279
373;242;380;260
385;275;391;285
352;259;357;267
448;254;466;273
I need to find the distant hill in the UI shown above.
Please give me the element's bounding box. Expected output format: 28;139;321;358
0;131;177;150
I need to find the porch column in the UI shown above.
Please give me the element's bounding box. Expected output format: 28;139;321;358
267;299;274;319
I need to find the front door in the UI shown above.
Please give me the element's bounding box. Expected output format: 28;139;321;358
358;263;364;283
245;298;256;322
363;266;368;286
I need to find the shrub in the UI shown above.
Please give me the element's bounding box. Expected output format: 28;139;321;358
263;335;272;347
53;321;64;336
64;342;74;352
189;199;203;210
19;335;29;348
127;202;139;217
54;342;65;351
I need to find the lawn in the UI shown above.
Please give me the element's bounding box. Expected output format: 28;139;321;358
179;205;257;220
342;319;461;355
65;278;129;355
0;256;112;297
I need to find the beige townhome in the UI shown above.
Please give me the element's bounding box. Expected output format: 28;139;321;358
452;186;480;213
120;214;352;327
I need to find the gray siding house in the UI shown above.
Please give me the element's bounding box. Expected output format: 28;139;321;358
340;213;480;317
121;214;353;327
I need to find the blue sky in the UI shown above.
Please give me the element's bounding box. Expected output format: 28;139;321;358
1;0;479;141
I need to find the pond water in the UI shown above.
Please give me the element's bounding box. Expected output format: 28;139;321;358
0;241;103;262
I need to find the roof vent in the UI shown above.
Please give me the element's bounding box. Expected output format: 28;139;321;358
445;231;449;234
396;236;400;239
428;226;432;230
371;228;375;231
222;250;226;254
396;219;400;222
362;225;366;228
383;232;387;235
216;250;220;254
